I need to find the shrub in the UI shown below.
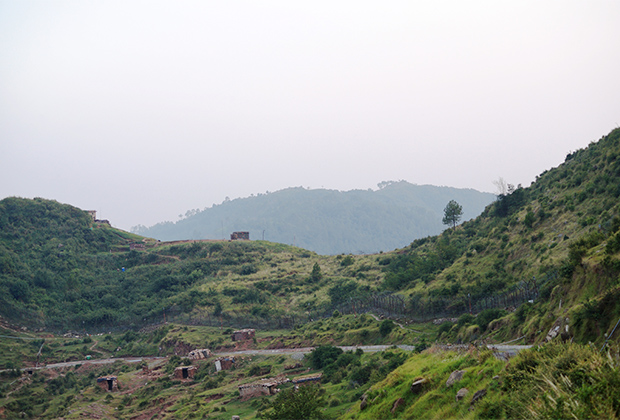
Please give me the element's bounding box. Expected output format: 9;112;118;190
262;384;323;420
309;345;343;369
437;322;452;338
349;365;372;384
457;313;475;327
340;255;354;267
476;309;506;332
379;319;395;337
524;211;535;228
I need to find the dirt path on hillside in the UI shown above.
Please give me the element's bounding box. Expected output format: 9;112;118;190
12;343;533;373
367;313;424;333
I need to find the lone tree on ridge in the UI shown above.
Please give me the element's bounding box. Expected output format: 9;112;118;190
442;200;463;230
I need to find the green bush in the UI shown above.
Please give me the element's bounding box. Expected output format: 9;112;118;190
476;308;506;332
457;313;475;327
309;345;343;369
379;319;394;337
437;322;453;338
340;255;354;267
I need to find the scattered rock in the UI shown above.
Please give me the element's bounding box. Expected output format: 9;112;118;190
391;398;405;414
410;377;429;394
232;416;240;420
446;370;465;387
360;394;368;410
456;388;469;402
545;317;571;343
470;389;487;406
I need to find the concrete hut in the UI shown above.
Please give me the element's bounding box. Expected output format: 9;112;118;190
188;348;212;360
96;376;118;392
174;365;198;380
214;356;235;372
231;329;255;341
238;379;283;400
230;231;250;240
292;373;323;386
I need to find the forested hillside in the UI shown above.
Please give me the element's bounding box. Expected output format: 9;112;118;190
132;182;495;255
2;129;620;340
2;129;620;420
376;128;620;344
0;198;333;331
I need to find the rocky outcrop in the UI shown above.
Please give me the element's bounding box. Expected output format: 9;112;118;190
470;389;487;406
410;377;429;394
360;394;368;410
545;317;570;342
456;388;469;402
446;370;465;387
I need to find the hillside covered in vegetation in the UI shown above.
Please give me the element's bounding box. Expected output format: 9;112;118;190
2;129;620;339
1;128;620;419
132;182;495;255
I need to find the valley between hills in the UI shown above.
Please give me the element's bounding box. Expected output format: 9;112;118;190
1;128;620;419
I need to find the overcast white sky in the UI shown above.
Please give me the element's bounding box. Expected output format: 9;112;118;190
1;1;619;231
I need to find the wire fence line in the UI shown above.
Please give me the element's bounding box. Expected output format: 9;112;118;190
2;271;559;334
316;270;559;323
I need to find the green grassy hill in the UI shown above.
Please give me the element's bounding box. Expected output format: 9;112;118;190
2;128;620;343
388;128;620;345
0;197;387;332
2;129;620;419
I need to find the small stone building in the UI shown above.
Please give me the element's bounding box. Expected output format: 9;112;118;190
188;348;212;360
174;365;198;380
292;373;322;386
230;231;250;240
214;356;235;372
238;376;288;400
238;380;280;399
96;376;118;392
231;329;255;341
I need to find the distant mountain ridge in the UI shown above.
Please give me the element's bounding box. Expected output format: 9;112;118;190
133;182;496;254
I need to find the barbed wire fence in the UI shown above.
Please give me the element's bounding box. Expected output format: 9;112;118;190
11;270;559;334
318;270;558;323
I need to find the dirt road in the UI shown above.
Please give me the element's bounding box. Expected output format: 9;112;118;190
15;344;531;372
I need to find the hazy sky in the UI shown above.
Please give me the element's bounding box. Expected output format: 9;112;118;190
1;1;619;231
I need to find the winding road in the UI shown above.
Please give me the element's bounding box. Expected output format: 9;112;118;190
15;344;532;372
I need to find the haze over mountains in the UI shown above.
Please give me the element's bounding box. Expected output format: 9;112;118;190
132;181;496;254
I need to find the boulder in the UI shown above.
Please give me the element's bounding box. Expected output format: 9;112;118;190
410;377;429;394
456;388;469;402
391;398;405;414
360;394;368;410
446;370;465;387
470;389;487;406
